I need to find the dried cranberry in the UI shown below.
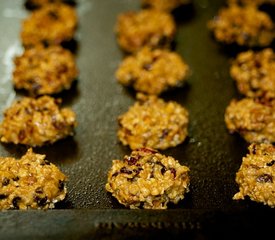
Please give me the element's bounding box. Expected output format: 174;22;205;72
161;166;167;175
170;168;177;178
18;130;26;141
125;156;140;166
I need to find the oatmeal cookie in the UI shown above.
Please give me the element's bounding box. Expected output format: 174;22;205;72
225;98;275;143
116;9;176;53
0;96;77;147
230;49;275;98
208;5;274;47
142;0;191;12
0;148;67;210
233;143;275;207
118;94;189;150
106;148;190;209
21;3;77;48
13;45;78;96
116;47;190;95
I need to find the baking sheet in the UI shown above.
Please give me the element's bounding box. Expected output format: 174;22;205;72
0;0;274;239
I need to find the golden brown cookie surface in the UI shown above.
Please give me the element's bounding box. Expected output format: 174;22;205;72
0;148;67;210
116;47;190;95
0;96;77;147
230;49;275;99
208;5;274;47
234;143;275;207
225;98;275;143
21;3;77;48
118;94;189;150
106;148;190;209
116;9;176;53
13;45;78;96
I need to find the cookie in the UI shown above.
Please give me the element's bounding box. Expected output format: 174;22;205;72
0;148;67;210
21;3;77;48
225;98;275;143
142;0;191;12
106;148;190;209
118;94;189;150
116;47;189;95
0;96;77;147
233;143;275;207
115;9;176;53
230;48;275;98
208;5;274;47
13;45;78;96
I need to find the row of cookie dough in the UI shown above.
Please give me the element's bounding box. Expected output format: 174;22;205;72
209;1;275;207
0;0;79;210
106;1;192;209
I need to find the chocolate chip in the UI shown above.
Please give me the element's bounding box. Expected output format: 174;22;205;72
2;178;10;186
157;36;169;47
112;172;119;177
142;63;152;71
251;144;257;154
12;197;21;209
120;167;132;174
257;174;273;183
58;181;65;191
170;168;177;178
12;176;19;181
0;194;7;200
267;160;275;167
34;196;48;207
48;11;59;20
35;187;43;194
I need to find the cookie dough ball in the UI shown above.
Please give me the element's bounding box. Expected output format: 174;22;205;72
118;94;189;150
208;5;274;47
0;96;77;147
21;3;77;48
115;9;176;53
116;47;190;95
225;98;275;143
142;0;191;12
230;49;275;98
13;45;78;96
106;148;190;209
0;148;67;210
233;143;275;207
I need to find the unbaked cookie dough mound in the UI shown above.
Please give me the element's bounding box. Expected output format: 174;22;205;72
116;47;190;95
106;148;190;209
234;143;275;207
0;96;77;147
115;9;176;53
142;0;191;12
225;98;275;143
13;45;78;96
118;94;189;150
208;5;274;47
21;3;77;48
230;49;275;98
0;148;67;210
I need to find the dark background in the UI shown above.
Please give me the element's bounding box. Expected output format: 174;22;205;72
0;0;274;239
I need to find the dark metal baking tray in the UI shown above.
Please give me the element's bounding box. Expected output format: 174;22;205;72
0;0;274;239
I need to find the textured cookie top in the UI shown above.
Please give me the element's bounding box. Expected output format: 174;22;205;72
21;3;77;47
208;5;274;47
0;148;67;210
234;143;275;207
106;148;190;209
118;94;189;150
116;47;190;95
115;9;176;53
13;45;78;96
0;96;77;147
142;0;190;12
225;98;275;143
230;49;275;99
